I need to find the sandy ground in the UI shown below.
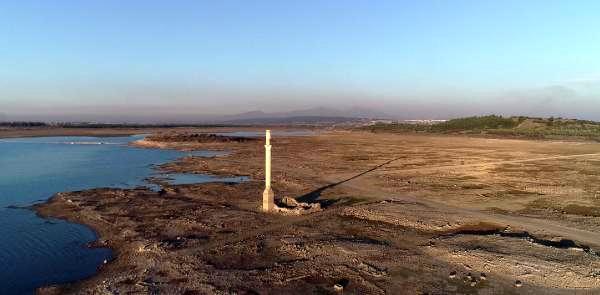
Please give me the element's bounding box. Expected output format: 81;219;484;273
32;129;600;294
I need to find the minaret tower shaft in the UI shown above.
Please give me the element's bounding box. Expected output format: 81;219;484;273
262;130;275;211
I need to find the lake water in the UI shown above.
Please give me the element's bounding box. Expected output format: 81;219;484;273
0;135;240;294
215;130;315;138
153;173;249;185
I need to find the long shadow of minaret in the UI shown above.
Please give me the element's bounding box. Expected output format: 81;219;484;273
295;157;404;207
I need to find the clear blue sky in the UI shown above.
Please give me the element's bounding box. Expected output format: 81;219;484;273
1;0;599;121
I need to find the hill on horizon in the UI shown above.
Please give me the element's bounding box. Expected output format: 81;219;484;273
0;106;391;124
365;115;600;141
215;106;390;124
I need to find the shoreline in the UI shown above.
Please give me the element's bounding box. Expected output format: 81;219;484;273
18;129;600;293
0;126;309;140
33;190;123;294
0;128;148;139
26;131;247;293
33;193;117;293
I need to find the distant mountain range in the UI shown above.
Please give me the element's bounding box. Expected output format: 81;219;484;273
0;107;391;125
220;116;363;125
215;107;390;124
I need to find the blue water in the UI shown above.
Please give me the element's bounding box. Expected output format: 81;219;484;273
0;135;231;294
215;130;315;138
155;173;249;185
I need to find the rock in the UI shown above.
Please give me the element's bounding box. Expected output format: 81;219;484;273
333;283;344;292
275;197;322;215
515;280;523;287
281;197;301;207
274;203;322;215
480;273;487;280
449;271;457;279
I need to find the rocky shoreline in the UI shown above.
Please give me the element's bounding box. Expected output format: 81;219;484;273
146;132;258;143
32;130;600;294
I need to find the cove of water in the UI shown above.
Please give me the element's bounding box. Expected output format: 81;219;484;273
0;135;237;294
154;174;249;185
215;130;314;138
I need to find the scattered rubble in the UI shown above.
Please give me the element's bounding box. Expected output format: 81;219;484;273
273;197;322;215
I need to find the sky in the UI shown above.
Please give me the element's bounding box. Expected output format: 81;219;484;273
1;0;599;122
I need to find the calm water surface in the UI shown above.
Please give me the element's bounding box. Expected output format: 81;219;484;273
215;130;315;137
0;135;233;294
154;174;249;185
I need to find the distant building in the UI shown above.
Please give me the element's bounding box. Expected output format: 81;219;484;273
402;119;447;125
368;119;395;125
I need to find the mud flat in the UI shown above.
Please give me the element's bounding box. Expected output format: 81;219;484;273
35;130;600;294
0;127;148;139
0;126;294;139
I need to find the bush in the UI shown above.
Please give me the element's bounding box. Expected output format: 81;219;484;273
361;115;600;140
431;115;517;132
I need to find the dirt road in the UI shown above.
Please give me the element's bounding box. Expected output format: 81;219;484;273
318;152;600;247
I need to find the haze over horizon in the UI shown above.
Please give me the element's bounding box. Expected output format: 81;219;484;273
1;1;600;122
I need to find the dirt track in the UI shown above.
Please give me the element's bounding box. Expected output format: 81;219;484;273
321;151;600;247
332;171;600;249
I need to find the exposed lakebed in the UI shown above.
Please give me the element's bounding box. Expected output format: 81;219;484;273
0;135;242;294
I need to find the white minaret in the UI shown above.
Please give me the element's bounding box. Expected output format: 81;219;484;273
262;130;275;211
